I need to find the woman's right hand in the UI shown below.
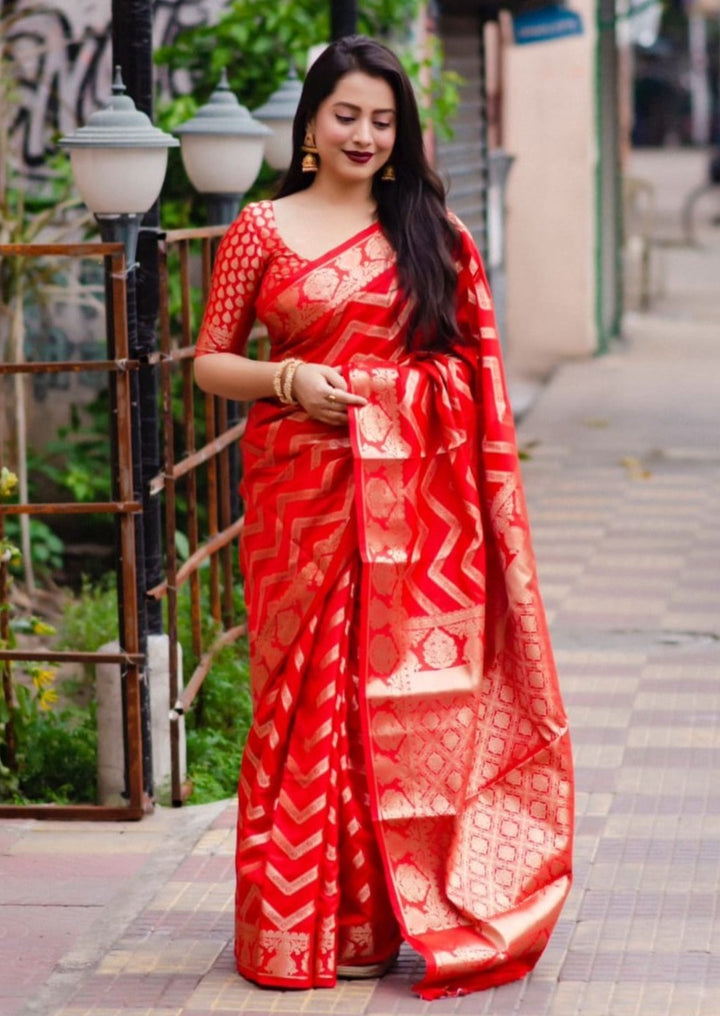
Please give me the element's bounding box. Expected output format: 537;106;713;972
292;363;368;426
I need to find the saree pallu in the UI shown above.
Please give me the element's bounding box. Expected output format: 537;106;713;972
228;208;573;999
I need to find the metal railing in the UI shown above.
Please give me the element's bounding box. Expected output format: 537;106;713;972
0;242;147;820
0;227;258;816
151;225;259;806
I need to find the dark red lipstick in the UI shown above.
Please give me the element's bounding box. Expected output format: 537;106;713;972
344;151;373;164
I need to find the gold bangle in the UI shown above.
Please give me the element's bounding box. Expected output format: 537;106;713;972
282;359;302;404
272;361;286;401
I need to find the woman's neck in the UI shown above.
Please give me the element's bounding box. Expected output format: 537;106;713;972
305;174;375;212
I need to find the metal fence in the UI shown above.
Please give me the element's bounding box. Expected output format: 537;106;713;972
0;227;252;817
0;241;146;819
151;225;257;806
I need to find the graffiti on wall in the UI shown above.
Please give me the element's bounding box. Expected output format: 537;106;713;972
7;0;222;168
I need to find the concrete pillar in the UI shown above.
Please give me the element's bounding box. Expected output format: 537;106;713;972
97;633;185;806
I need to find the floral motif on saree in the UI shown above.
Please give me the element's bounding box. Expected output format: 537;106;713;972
195;201;574;999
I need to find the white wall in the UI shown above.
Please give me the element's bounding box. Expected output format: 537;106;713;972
503;2;598;380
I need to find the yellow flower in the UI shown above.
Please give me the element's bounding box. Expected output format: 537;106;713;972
0;467;18;501
31;619;55;637
0;539;21;565
31;667;56;691
39;687;59;711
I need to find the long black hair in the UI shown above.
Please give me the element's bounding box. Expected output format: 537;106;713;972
275;36;461;354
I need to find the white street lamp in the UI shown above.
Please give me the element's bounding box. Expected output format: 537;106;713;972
59;66;178;263
253;68;302;171
174;70;270;225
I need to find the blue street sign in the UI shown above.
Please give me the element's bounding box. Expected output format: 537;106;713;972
513;4;584;45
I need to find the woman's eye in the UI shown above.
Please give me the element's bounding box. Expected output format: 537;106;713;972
336;115;354;124
374;122;392;130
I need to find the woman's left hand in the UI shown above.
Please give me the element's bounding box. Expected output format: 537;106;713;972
292;363;367;426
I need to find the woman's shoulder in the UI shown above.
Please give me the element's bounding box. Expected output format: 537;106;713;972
232;199;274;230
220;200;276;252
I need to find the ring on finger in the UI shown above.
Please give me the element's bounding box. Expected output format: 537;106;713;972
326;392;337;403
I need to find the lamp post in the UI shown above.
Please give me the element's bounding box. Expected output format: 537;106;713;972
59;69;177;801
174;70;270;226
253;68;303;172
331;0;357;37
59;67;177;267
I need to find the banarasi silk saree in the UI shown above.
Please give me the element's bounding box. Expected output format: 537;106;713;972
194;200;574;1000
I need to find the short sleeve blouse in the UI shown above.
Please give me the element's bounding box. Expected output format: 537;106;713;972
194;203;268;357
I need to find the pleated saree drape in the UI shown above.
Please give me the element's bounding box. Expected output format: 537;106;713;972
195;201;574;999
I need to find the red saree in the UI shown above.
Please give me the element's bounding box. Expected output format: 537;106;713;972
195;200;573;999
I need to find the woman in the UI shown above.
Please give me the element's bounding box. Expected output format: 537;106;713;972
194;35;573;1000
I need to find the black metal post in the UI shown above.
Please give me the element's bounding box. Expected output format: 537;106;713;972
206;194;242;227
111;0;163;637
134;224;163;639
110;0;158;798
331;0;357;39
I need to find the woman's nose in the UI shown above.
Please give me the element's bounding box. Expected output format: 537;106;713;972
352;118;372;145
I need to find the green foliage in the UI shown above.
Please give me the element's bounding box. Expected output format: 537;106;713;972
34;398;112;504
8;701;98;804
3;392;114;582
154;1;329;104
175;580;252;804
0;597;96;803
0;462;64;578
3;518;65;575
0;461;97;803
154;1;326;227
54;571;252;806
56;574;118;657
1;538;250;805
400;38;463;142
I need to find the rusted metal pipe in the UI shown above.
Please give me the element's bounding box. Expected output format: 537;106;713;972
145;518;244;601
169;623;247;720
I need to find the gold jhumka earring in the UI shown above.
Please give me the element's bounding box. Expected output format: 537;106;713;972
301;130;318;173
380;163;396;182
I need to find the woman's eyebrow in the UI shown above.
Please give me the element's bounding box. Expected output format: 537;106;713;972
333;101;396;116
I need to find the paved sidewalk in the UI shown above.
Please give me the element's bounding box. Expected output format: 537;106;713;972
2;150;720;1016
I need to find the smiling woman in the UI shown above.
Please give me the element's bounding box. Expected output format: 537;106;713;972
192;34;573;1001
309;72;396;181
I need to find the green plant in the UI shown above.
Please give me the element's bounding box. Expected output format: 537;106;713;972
0;661;98;804
56;573;118;655
0;466;98;802
16;700;97;803
174;579;252;803
32;396;113;505
400;36;463;142
53;568;252;806
3;518;64;576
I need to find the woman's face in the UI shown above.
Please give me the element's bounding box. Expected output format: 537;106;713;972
310;71;397;186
